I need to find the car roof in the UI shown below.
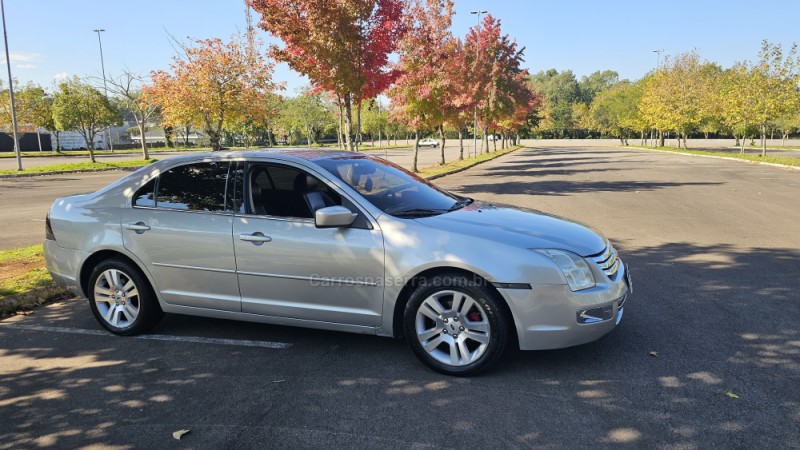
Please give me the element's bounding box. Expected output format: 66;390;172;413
159;148;375;166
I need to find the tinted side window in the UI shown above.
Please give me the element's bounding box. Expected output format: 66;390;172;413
157;162;231;212
249;164;341;218
133;179;156;207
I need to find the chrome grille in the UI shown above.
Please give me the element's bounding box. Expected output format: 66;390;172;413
593;244;619;279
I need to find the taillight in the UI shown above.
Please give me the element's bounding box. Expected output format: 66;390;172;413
45;214;56;241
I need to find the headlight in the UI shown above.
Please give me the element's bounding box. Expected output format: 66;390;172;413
534;249;595;291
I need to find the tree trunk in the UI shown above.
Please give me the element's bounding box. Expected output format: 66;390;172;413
683;133;688;150
458;128;464;160
337;102;344;150
138;122;150;160
741;132;747;154
492;131;497;152
482;126;489;154
54;131;61;153
658;130;664;147
412;130;420;172
439;124;446;165
207;126;222;151
355;102;362;152
761;123;767;157
342;93;354;152
735;135;740;147
640;130;645;146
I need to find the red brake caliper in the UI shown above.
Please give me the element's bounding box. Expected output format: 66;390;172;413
468;311;481;322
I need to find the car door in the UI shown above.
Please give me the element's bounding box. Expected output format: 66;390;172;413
233;162;385;327
121;160;240;312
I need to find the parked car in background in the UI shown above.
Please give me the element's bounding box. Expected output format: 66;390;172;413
419;138;439;147
43;150;631;375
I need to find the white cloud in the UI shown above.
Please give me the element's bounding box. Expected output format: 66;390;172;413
16;63;37;69
53;72;70;80
0;52;40;65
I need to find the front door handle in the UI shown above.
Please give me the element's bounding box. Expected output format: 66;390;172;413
239;232;272;245
124;222;151;234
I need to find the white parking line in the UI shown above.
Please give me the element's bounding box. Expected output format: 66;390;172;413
0;323;291;349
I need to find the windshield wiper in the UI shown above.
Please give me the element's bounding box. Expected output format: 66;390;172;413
449;197;474;211
391;208;449;218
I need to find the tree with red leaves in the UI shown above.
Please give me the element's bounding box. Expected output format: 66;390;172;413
248;0;405;151
388;0;456;171
462;15;538;153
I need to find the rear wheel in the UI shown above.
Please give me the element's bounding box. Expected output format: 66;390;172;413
88;258;163;336
403;274;510;376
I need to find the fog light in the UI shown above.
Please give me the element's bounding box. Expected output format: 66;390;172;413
576;304;614;324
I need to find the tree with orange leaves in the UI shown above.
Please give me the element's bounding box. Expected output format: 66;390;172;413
144;32;280;151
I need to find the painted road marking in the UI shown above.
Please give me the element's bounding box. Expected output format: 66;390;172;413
0;323;291;349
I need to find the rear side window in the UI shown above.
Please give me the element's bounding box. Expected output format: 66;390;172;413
133;162;232;212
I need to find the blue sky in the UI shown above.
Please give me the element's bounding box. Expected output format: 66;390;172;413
2;0;799;93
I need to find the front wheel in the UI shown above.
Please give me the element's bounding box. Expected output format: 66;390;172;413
403;274;510;376
88;258;163;336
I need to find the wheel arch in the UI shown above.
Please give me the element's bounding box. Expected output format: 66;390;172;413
390;266;515;343
79;249;155;299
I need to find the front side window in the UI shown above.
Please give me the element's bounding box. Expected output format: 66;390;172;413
248;164;341;219
315;155;464;217
133;162;232;212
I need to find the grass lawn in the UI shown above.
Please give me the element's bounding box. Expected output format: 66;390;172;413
626;146;800;168
0;159;157;176
419;146;521;178
0;245;55;297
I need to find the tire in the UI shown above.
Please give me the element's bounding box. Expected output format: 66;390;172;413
403;273;510;376
87;258;163;336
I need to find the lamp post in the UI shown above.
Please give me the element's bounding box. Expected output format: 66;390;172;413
93;28;113;151
1;0;21;171
470;9;487;159
653;48;664;71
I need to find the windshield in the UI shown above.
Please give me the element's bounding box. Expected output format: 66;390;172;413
316;155;470;217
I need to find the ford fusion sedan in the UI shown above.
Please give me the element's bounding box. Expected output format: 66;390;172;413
43;150;631;375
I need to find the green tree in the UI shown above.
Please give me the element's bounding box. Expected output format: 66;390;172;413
589;81;643;144
52;76;119;161
578;70;619;104
529;69;580;137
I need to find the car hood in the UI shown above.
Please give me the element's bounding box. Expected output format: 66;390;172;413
416;201;607;257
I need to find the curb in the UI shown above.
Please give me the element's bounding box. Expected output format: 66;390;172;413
424;146;523;181
624;147;800;172
0;285;69;317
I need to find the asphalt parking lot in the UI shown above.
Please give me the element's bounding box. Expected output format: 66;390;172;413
1;146;799;449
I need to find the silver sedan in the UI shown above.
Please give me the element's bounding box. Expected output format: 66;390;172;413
43;150;631;375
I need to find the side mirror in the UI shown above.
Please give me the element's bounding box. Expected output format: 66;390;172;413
315;205;357;228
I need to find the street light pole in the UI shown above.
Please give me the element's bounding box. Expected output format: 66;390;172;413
470;10;487;159
653;48;664;71
1;0;21;171
93;28;113;151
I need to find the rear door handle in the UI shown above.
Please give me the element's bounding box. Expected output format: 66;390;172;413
124;222;151;234
239;232;272;245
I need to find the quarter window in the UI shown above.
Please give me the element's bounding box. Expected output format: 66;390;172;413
133;179;156;207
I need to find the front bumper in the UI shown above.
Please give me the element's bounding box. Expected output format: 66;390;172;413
498;262;631;351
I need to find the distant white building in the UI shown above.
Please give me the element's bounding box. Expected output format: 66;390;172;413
131;129;206;146
55;130;105;150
